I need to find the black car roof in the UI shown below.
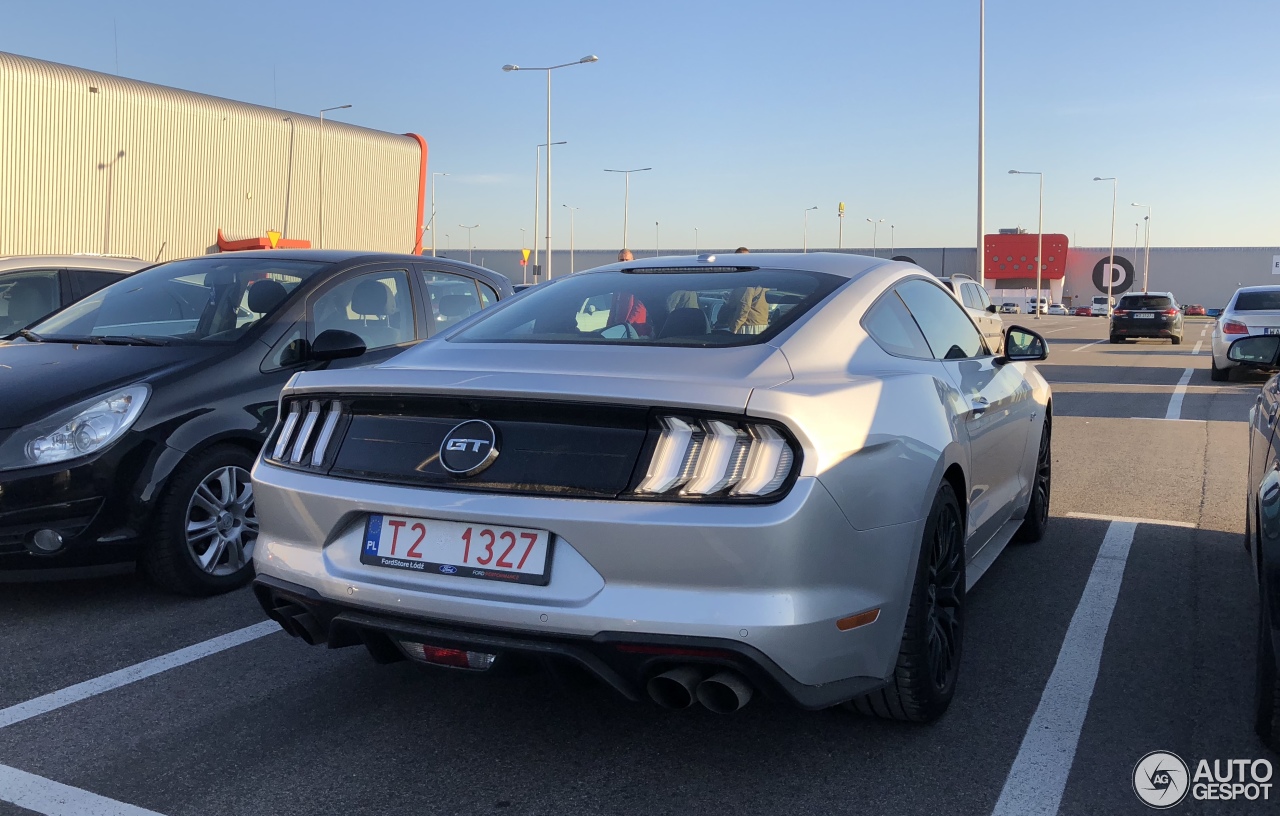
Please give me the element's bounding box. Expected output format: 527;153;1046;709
161;250;512;290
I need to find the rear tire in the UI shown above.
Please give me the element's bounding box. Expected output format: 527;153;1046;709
1171;335;1182;345
1211;358;1231;382
1255;597;1280;753
1015;422;1052;543
849;482;965;723
142;444;259;596
1109;335;1120;344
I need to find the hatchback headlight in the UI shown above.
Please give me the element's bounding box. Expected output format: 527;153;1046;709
632;415;798;500
0;385;149;471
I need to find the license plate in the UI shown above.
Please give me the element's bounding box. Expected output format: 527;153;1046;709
360;514;552;585
1265;328;1280;336
1133;313;1154;319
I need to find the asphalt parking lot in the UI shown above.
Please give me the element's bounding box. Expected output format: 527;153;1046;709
0;315;1270;816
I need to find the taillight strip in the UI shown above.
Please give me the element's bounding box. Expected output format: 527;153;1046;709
272;402;302;461
310;400;344;466
289;400;323;464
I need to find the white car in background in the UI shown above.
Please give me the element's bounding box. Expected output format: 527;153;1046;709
1212;286;1280;381
1048;303;1067;316
1091;295;1114;316
939;273;1003;353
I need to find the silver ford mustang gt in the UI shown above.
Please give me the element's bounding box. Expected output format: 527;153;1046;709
251;252;1052;722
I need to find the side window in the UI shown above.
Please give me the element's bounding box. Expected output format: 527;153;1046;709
477;282;498;308
975;286;992;310
311;269;414;351
263;320;306;372
863;290;933;359
69;269;124;299
0;269;61;335
895;278;987;360
959;283;980;309
421;270;484;333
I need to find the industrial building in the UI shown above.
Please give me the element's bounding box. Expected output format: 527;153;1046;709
0;51;427;262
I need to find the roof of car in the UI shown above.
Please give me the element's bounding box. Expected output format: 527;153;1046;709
1119;291;1176;297
141;250;512;289
584;251;893;281
0;254;148;273
1235;285;1280;293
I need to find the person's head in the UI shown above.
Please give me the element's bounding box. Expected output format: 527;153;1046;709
618;249;634;262
734;246;750;254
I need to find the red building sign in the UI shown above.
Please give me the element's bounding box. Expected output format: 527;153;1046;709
983;234;1069;280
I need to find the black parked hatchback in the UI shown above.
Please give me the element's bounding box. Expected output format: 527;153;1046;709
0;250;511;594
1109;291;1184;344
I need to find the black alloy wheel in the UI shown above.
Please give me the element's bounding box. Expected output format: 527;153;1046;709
1015;422;1052;543
850;482;965;723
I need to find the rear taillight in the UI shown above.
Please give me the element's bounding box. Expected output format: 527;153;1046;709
1222;319;1248;335
1163;308;1180;316
1113;309;1129;317
633;416;797;500
268;398;344;467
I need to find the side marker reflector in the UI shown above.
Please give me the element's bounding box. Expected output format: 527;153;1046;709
836;609;880;631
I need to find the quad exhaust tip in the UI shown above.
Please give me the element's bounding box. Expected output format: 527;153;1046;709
647;667;754;712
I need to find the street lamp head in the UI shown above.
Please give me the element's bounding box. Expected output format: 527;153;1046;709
1008;170;1020;174
579;55;599;63
806;206;818;211
1131;202;1148;207
502;64;519;72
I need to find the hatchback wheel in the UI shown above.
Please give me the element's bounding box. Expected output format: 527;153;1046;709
143;444;259;596
1211;358;1231;382
850;481;965;723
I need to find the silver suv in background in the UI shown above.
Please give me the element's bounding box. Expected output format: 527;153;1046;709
0;254;147;337
1212;286;1280;381
939;273;1003;352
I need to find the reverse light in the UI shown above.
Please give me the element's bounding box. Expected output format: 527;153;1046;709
0;385;149;471
397;641;496;670
635;415;796;500
267;398;344;467
1222;319;1248;335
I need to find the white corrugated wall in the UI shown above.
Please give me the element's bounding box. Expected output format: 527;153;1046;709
0;51;424;262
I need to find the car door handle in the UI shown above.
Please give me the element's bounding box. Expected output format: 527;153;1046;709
970;397;990;416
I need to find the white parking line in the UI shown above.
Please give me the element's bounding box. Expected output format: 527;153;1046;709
1066;511;1196;528
1192;341;1203;355
1163;368;1195;420
0;763;165;815
990;521;1138;816
0;620;278;730
1070;339;1106;353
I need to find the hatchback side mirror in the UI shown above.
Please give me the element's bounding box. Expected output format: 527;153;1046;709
311;329;367;361
996;325;1047;364
1228;335;1280;370
986;304;998;313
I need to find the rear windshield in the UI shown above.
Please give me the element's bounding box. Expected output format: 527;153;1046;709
1118;295;1173;310
1092;296;1110;304
1235;291;1280;311
450;267;843;347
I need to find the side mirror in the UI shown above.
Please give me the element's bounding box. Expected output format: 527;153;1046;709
996;325;1047;364
986;304;998;313
1228;335;1280;370
311;329;367;361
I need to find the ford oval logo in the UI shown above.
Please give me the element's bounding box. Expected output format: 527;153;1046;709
439;564;458;574
439;420;500;477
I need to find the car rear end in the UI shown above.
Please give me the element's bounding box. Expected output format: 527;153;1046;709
1110;293;1182;342
1213;288;1280;374
250;259;916;711
1091;295;1113;316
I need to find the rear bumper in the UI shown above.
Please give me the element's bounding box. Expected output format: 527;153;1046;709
1110;320;1180;338
251;460;924;696
253;573;888;709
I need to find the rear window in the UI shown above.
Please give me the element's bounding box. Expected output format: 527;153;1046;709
1118;295;1173;310
1093;296;1110;304
449;267;843;347
1235;291;1280;311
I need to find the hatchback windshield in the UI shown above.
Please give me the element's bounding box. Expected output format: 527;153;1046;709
1118;295;1174;310
1235;290;1280;311
451;267;842;347
31;257;327;343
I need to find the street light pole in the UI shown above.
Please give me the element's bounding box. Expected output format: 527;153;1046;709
977;0;986;287
1132;202;1152;292
531;141;566;276
890;224;895;256
430;172;449;257
604;167;652;251
318;104;352;249
563;205;578;273
803;206;818;252
866;218;884;257
694;227;699;254
458;224;478;264
1009;170;1044;319
655;221;659;257
1093;177;1117;315
520;228;527;283
503;56;598;280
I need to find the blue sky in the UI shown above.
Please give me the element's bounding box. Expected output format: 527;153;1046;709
3;0;1277;251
